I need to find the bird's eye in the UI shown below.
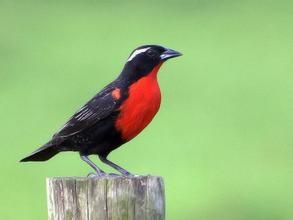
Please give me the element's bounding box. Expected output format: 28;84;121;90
146;49;156;57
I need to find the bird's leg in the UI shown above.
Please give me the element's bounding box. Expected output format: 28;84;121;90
80;155;105;176
99;156;132;176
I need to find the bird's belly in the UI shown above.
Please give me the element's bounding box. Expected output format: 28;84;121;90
115;76;161;141
73;116;124;156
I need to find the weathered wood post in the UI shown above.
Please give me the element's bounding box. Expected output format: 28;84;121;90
46;176;165;220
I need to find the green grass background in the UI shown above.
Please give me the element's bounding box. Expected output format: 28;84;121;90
1;0;293;219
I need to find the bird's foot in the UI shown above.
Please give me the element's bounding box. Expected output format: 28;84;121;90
105;173;121;177
107;172;136;177
87;172;134;177
120;171;134;177
87;172;104;177
87;169;107;177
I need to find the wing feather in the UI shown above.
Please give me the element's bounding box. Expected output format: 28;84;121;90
54;86;119;138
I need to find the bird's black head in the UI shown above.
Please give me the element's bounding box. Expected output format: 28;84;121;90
127;45;182;67
120;45;182;82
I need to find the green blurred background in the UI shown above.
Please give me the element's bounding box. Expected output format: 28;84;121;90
1;0;293;219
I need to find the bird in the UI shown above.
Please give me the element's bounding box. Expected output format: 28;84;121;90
20;45;182;176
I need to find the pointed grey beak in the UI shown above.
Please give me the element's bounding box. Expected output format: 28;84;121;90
160;48;182;61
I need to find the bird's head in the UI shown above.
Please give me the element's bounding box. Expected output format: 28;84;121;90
121;45;182;81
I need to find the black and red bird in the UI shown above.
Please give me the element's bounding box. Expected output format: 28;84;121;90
20;45;182;176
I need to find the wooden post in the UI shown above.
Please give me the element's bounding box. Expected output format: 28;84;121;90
46;176;165;220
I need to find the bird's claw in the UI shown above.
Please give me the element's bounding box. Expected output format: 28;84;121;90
123;172;134;176
87;172;134;177
87;172;104;177
87;172;119;177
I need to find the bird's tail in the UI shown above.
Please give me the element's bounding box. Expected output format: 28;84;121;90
20;142;60;162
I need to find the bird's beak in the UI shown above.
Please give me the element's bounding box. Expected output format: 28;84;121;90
160;48;182;61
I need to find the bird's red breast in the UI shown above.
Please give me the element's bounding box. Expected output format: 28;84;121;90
115;63;162;141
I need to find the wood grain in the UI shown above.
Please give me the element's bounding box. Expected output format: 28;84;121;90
47;176;165;220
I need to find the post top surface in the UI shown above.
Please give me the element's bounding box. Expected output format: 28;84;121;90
47;175;163;181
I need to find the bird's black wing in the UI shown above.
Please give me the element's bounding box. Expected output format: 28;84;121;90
54;86;119;138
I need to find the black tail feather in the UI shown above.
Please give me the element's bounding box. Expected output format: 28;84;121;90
20;143;59;162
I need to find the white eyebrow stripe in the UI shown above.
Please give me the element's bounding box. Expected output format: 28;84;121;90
127;47;150;61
